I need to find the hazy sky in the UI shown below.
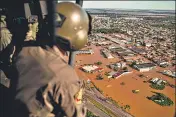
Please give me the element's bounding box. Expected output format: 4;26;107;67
58;1;175;10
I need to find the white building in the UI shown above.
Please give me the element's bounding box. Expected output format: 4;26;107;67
150;78;166;85
76;49;94;55
157;79;163;85
163;70;176;78
151;78;159;83
81;65;103;73
108;45;120;50
82;65;98;73
158;61;169;66
134;63;156;72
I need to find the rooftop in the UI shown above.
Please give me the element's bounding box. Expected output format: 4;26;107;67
135;63;156;69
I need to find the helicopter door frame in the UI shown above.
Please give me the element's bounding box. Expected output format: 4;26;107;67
76;0;83;7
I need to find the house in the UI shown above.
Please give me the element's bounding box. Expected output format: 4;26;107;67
108;45;121;50
81;65;98;73
109;62;126;69
150;78;166;85
81;65;103;73
162;70;176;78
151;78;159;83
108;71;117;78
76;49;94;55
113;71;131;79
102;50;114;59
157;79;163;85
134;63;156;72
108;71;131;79
112;71;123;78
157;61;169;67
131;47;147;55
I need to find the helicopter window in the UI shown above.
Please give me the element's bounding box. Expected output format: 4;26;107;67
77;1;175;117
24;3;32;19
57;1;75;3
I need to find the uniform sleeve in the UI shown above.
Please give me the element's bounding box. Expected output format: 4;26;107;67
35;77;87;117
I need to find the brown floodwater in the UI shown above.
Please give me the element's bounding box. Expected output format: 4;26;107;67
75;45;175;117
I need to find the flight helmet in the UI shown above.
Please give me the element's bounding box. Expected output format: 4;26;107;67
55;2;89;51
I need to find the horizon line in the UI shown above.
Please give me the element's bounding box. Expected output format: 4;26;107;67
84;8;175;11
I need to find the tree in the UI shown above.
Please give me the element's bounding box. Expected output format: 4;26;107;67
139;74;144;78
96;74;103;80
104;72;109;76
95;61;102;65
87;110;99;117
114;67;118;71
150;84;165;90
131;61;137;67
123;67;128;72
148;92;174;106
120;82;125;85
124;105;131;110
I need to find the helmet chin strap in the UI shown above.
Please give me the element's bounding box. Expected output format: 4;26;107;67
68;50;76;67
68;1;83;67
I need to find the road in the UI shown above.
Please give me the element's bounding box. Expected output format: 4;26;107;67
86;100;110;117
85;90;133;117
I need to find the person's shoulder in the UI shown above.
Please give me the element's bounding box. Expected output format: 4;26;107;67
16;46;57;62
52;62;79;82
65;65;79;80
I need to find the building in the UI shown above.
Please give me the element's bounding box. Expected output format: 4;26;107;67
130;47;147;55
102;50;114;59
81;65;103;73
134;63;156;72
157;61;169;67
76;49;94;55
81;65;98;73
108;45;121;50
118;51;135;57
109;62;126;69
108;71;131;79
157;79;163;85
162;70;176;78
151;78;159;83
150;78;166;85
96;41;111;46
108;71;117;78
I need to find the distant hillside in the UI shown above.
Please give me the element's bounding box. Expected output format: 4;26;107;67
84;8;175;16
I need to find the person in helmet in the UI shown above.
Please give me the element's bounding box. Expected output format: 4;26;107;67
10;2;91;117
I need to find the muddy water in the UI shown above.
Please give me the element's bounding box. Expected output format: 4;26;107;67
75;45;175;117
